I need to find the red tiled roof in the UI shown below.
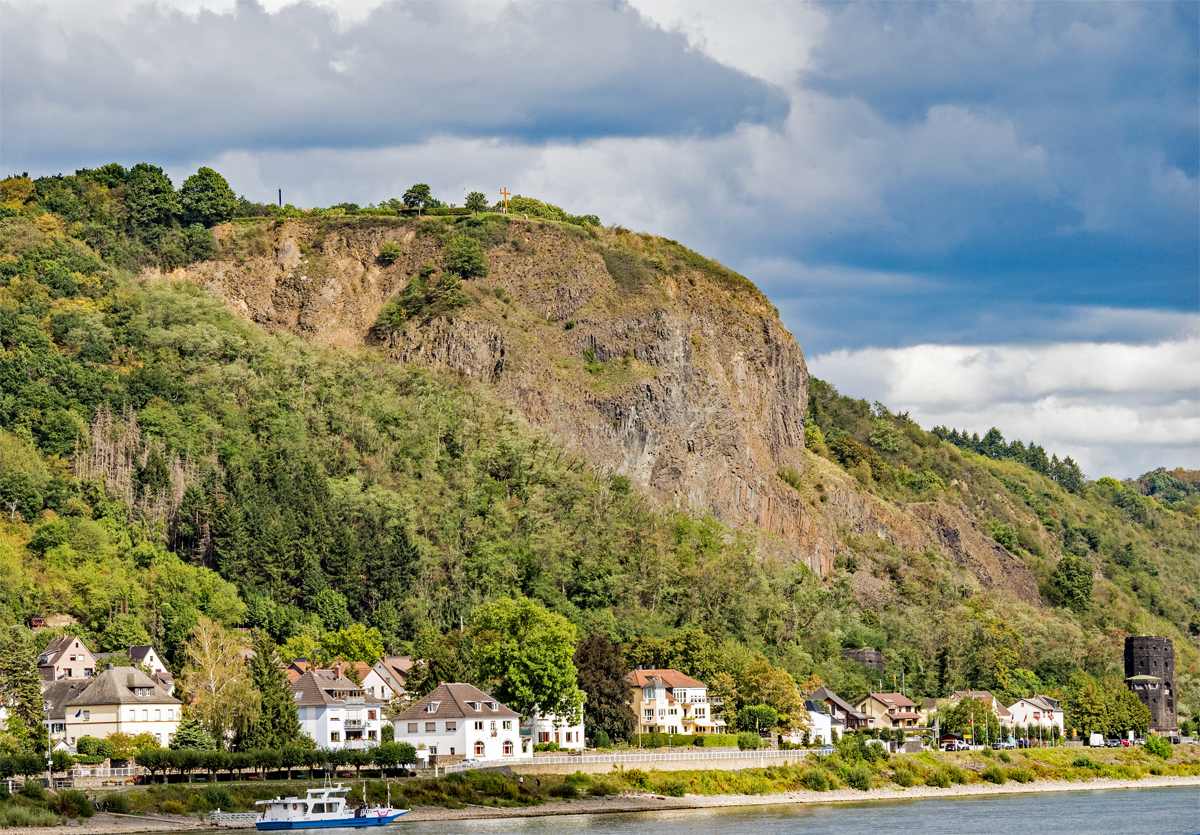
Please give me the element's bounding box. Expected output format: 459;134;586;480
625;669;707;689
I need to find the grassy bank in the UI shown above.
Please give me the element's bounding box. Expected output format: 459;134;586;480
18;743;1191;825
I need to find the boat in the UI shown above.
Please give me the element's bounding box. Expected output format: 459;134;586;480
255;782;408;829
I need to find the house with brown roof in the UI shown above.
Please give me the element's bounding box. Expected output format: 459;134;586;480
373;656;413;702
855;692;922;729
392;683;528;765
625;668;724;736
58;665;181;747
37;635;96;682
809;686;870;731
292;669;386;749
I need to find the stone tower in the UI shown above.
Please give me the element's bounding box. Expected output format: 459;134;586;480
1124;636;1177;733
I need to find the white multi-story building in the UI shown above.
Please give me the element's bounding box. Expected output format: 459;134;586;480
1006;695;1064;734
292;670;386;749
523;708;585;751
392;683;530;765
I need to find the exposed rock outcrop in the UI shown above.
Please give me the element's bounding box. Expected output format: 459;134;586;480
168;216;1043;606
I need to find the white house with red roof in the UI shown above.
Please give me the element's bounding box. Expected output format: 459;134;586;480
625;668;724;735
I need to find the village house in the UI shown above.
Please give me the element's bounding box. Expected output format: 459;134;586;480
625;668;724;736
328;661;395;703
391;683;530;765
1006;695;1064;734
292;669;386;749
373;656;413;702
54;665;181;747
855;692;922;729
37;635;96;682
809;686;870;731
522;708;586;751
782;699;833;746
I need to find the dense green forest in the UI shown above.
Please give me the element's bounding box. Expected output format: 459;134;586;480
0;166;1197;753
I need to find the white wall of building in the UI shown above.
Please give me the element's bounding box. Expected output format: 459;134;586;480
393;715;529;762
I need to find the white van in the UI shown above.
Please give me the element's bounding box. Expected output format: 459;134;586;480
1088;733;1105;747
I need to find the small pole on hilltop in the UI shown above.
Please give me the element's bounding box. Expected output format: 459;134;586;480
278;189;282;208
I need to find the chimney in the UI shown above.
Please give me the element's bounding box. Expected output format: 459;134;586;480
636;665;643;671
106;663;114;671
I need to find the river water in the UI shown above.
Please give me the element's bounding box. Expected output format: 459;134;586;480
393;787;1199;835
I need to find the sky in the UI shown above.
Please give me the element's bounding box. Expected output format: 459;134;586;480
2;0;1197;479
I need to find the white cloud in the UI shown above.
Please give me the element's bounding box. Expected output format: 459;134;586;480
809;333;1200;478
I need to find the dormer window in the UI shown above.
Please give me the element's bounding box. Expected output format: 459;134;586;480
426;702;440;713
467;701;481;711
486;701;497;711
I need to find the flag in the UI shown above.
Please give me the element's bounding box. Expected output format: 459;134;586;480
75;710;81;718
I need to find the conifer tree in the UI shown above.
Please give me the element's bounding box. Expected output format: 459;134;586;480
0;626;46;752
245;630;302;750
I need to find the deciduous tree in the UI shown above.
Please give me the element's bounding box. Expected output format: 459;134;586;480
182;617;257;746
574;633;636;744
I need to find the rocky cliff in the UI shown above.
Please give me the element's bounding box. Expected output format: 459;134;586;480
165;215;1042;605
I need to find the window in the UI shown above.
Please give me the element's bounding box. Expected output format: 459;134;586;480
426;702;440;713
446;721;456;732
538;732;550;743
368;710;377;721
83;711;89;721
129;709;135;721
408;723;418;734
502;720;512;730
474;721;484;730
503;741;513;755
474;741;485;756
449;748;454;755
468;701;480;711
331;732;340;742
565;732;572;742
644;709;653;720
294;692;302;700
428;747;437;756
643;688;653;700
669;708;677;716
142;710;149;721
312;804;325;814
425;722;436;733
155;709;161;721
64;668;73;678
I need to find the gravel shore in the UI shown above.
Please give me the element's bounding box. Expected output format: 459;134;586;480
6;774;1195;832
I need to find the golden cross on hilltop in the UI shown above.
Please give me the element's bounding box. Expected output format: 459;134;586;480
500;187;510;215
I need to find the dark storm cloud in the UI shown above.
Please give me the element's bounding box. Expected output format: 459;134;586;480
0;0;786;172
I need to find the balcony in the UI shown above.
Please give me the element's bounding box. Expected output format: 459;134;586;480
684;696;722;705
344;720;366;729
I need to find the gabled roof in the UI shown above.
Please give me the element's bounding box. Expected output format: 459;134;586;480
1010;694;1061;713
375;656;414;687
810;686;869;720
128;646;156;662
392;683;519;722
37;636;94;668
66;666;181;707
625;669;707;690
803;700;829;716
290;669;384;708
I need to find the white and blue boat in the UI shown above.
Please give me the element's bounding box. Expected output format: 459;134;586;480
255;782;408;829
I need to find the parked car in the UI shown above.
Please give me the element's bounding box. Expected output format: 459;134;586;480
1105;739;1122;748
944;741;968;752
458;758;483;771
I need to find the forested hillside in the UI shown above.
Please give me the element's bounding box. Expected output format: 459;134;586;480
0;165;1197;749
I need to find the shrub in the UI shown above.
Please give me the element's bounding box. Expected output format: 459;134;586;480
378;242;402;265
105;792;132;814
982;763;1007;784
980;746;993;758
21;780;48;800
204;784;234;810
892;763;917;787
0;806;62;827
534;742;562;752
845;764;872;791
1144;736;1172;759
950;766;969;784
737;733;762;750
588;778;618;797
802;768;831;792
926;768;952;788
593;731;611;749
444;235;488;279
56;789;95;818
1008;766;1035;783
624;769;652;790
161;800;187;815
563;771;592;788
548;782;578;799
660;777;686;798
1072;756;1099;769
998;752;1012;763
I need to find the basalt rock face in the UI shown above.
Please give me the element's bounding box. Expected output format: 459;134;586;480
169;217;1043;603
